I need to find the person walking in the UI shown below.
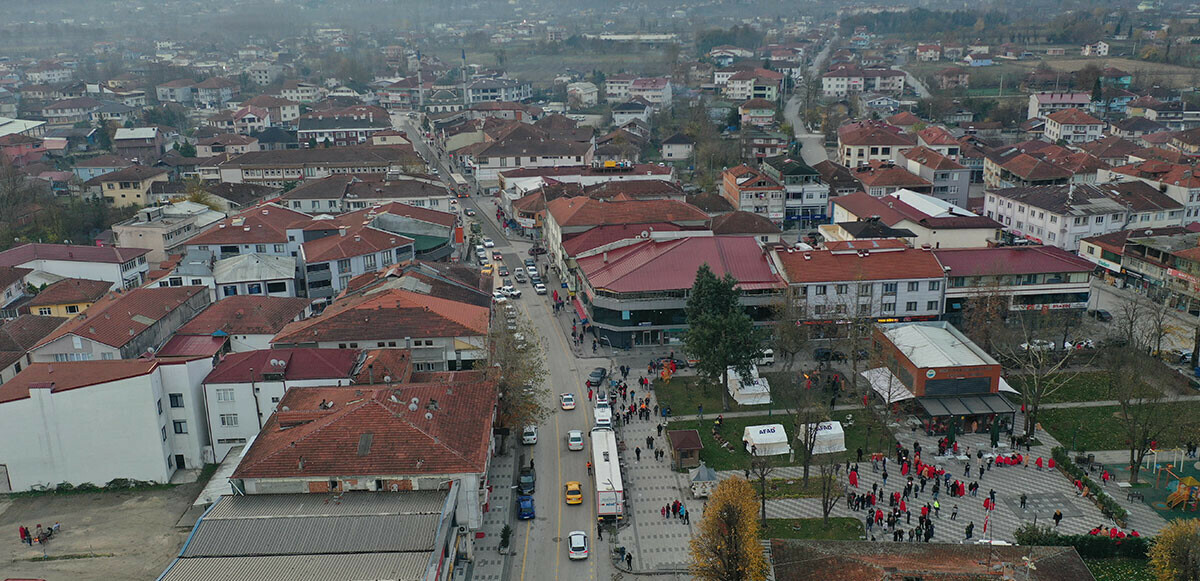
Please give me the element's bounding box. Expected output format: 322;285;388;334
635;446;642;462
657;423;664;436
587;461;593;475
588;388;593;401
1053;509;1063;527
661;506;667;519
965;521;974;540
625;552;633;570
950;504;958;520
1020;493;1027;510
933;500;940;518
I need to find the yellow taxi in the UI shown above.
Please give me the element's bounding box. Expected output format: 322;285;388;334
481;264;494;276
564;481;583;505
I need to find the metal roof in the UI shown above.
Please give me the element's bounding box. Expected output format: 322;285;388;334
204;491;449;518
880;322;998;369
181;514;439;557
159;553;428;581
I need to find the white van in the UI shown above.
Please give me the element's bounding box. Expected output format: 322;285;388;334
757;349;775;366
593;405;612;428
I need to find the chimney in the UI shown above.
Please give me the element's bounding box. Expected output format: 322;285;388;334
339;226;347;237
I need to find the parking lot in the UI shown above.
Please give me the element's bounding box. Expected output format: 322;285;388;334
0;482;200;580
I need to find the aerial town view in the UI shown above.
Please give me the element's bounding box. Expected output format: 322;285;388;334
3;0;1200;579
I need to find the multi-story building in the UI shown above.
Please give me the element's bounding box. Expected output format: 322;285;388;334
1119;230;1200;314
740;129;788;161
821;66;906;98
935;245;1094;322
851;160;933;197
204;147;424;188
202;348;360;458
24;278;111;318
1101;161;1200;221
900;146;971;208
629;77;672;107
281;175;454;214
465;78;532;104
181;203;312;260
28;286;210;362
761;156;830;228
276;80;322;103
84;165;170;207
604;74;636;102
1043;108;1105;144
831;190;1002;249
837;121;915;167
0;243;149;290
720;164;786;225
112;127;163;160
1078;226;1196;287
771;244;946;327
739;99;777;127
984;181;1184;250
193;77;240;108
155;79;195;105
725;70;784;102
242;95;301;128
112;203;223;263
299;224;415;300
1027;92;1091;120
0;357;214;491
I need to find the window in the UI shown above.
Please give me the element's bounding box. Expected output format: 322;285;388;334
928;281;940;291
1074;217;1086;225
882;283;897;295
255;244;266;253
247;283;263;295
157;399;163;415
858;284;872;296
836;284;847;295
53;352;92;362
37;307;51;315
882;303;895;313
906;301;917;312
219;413;239;427
857;303;871;315
169;393;184;408
813;285;827;295
191;279;203;285
364;254;377;270
65;304;79;314
1095;216;1104;224
173;420;188;434
339;275;351;288
162;426;167;441
266;281;287;293
337;258;352;273
223;285;238;297
381;248;394;266
907;281;919;292
813;305;825;315
216;388;235;402
927;300;939;311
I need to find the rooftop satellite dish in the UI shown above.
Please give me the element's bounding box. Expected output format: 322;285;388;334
383;375;392;383
281;406;290;411
424;412;433;420
411;397;420;405
408;403;418;412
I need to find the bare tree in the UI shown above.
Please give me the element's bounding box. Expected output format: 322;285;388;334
993;311;1089;437
1143;297;1185;359
770;292;810;372
748;454;774;526
957;285;1009;353
817;454;844;526
1104;349;1199;484
789;381;831;485
1112;293;1146;350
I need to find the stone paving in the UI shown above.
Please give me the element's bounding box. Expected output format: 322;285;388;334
468;452;517;581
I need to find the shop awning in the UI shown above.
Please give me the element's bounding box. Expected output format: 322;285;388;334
861;368;916;403
997;377;1020;395
574;296;589;324
917;394;1016;418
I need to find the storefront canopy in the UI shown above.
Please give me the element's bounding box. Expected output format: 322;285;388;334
917;394;1016;418
861;367;916;403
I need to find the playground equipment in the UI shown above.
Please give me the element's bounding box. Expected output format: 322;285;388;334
1165;474;1200;511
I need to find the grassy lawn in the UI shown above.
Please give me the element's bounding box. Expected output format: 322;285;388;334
670;410;897;472
1084;558;1154;581
761;517;864;541
653;370;857;417
1037;402;1200;451
1011;372;1115;404
756;478;824;499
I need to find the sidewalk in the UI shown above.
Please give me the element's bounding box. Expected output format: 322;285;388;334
467;448;519;581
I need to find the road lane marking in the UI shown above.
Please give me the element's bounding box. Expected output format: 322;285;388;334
554;410;563;577
520;518;532;581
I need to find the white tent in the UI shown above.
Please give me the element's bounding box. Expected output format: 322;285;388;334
742;424;791;456
802;421;847;455
861;367;916;403
727;365;772;405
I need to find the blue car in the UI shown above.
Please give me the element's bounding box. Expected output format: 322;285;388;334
518;495;535;520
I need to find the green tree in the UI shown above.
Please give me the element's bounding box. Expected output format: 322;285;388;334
689;477;769;581
684;264;767;411
1150;518;1200;581
487;311;550;449
173;141;197;158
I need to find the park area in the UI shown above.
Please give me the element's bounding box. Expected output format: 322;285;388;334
760;517;864;541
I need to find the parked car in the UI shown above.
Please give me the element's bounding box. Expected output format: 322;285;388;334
567;531;589;560
756;349;774;366
529;246;548;256
522;425;538;444
1019;339;1055;352
524;258;536;267
482;238;496;248
1088;309;1113;322
517;495;535;519
586;367;608;387
814;348;846;361
534;283;547;295
518;465;536;494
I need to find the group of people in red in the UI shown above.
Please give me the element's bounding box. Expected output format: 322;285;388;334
1089;525;1139;539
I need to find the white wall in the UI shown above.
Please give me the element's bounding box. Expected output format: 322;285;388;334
15;258;143;290
205;376;352;459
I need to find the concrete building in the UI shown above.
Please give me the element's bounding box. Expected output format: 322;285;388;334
837;121;915;168
202;348;361;458
760;156;830;228
174;295;311;353
935;246;1094;322
113;203;224;264
0;357;214;491
831;190;1002;249
25;278;112;318
0;243;150;290
720;164;786;225
900;146;971;208
0;315;66;383
299;224;415;300
1043;108;1105;144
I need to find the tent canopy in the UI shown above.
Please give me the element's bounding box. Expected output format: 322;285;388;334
803;421;847;455
917;393;1016;417
743;424;791;456
861;367;916;402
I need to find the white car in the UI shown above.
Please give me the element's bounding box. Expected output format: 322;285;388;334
566;429;584;451
482;238;496;248
1019;339;1054;352
534;283;547;295
567;531;589;560
560;393;576;410
492;291;507;302
522;425;538;445
502;286;522;299
526;265;539;277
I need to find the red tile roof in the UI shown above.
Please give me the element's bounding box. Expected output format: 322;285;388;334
176;296;311;336
901;146;964;171
26;278;112;307
1081;225;1200;255
185;203;311;246
934;246;1094;277
230;381;497;479
1110;160;1200;188
837;121;915;147
36;286;208;350
577;236;786;293
301;224;413;263
774;246;945;283
852;161;932;188
1046;107;1103;125
1000;153;1073;181
915;126;958;146
344;202;457;228
560;223;687;257
0;243;148;266
833;191;1001;230
0;359;160;404
204;348;360;384
355;348;413;384
157;334;227;357
272;288;489;345
546;197;709;228
886;111;922;126
0;265;31;289
0;315;67;371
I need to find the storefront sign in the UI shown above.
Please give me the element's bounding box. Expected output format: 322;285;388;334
1009;302;1087;311
1168;268;1199;284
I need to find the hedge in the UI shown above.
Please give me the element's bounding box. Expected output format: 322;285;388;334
1014;523;1150;559
1051;446;1129;527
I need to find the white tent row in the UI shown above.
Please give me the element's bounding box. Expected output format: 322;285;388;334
802;421;847;455
727;365;771;406
742;424;791;456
